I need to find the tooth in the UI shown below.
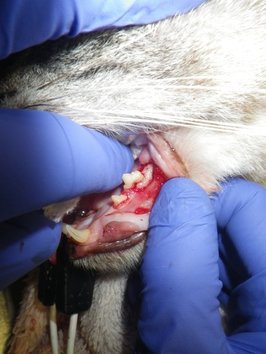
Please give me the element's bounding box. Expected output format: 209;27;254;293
122;171;144;189
62;224;90;243
130;145;142;160
111;194;127;206
136;164;153;188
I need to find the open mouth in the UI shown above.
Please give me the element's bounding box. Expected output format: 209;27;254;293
62;133;187;258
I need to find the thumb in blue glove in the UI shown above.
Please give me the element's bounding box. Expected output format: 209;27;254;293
136;178;266;354
0;109;133;289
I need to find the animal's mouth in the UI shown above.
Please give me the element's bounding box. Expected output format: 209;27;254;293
63;133;187;258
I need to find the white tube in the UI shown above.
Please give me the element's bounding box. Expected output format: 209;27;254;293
49;304;59;354
66;313;78;354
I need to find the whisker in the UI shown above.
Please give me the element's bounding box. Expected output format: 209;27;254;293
74;109;252;129
68;111;266;136
72;82;266;95
129;75;265;82
35;104;257;133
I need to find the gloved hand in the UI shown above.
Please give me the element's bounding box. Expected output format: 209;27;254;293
0;109;133;290
0;0;206;59
136;178;266;353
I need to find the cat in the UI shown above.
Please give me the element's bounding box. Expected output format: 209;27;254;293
1;0;265;352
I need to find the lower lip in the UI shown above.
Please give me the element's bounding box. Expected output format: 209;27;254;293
68;231;146;257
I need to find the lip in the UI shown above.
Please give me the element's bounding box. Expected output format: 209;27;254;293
67;231;146;258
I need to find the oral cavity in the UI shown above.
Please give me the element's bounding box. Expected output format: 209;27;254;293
62;133;186;257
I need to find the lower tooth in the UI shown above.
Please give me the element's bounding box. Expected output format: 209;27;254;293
111;194;127;206
62;224;90;243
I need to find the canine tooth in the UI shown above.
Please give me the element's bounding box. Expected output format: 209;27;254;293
62;224;90;243
130;145;142;160
111;194;127;206
122;171;144;189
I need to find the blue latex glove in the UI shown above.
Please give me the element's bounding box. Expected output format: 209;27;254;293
0;109;133;289
0;109;133;222
136;178;266;353
0;0;206;59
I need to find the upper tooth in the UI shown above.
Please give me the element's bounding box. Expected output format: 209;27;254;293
130;145;142;160
136;164;153;188
122;171;144;189
62;224;90;244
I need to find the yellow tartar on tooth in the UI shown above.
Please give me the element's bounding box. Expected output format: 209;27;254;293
62;224;90;244
136;164;153;188
122;170;144;189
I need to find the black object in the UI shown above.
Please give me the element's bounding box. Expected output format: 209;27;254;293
38;239;95;315
38;260;57;306
55;240;95;315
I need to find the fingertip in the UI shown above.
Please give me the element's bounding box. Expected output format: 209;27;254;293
211;178;266;228
150;177;213;228
105;134;134;173
84;129;134;191
161;177;206;195
218;178;265;199
211;178;266;276
146;178;217;268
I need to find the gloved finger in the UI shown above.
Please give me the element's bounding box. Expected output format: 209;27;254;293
212;178;266;277
0;108;133;222
0;211;61;289
0;0;205;59
212;179;266;338
138;178;230;354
